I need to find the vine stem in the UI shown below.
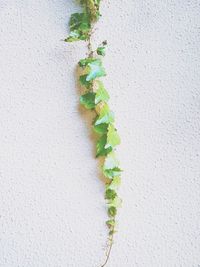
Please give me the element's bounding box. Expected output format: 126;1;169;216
87;27;94;58
87;26;115;267
100;229;114;267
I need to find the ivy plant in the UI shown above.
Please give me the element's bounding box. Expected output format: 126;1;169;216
65;1;122;266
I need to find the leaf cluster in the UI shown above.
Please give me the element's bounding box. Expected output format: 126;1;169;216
65;0;101;42
65;1;122;259
78;55;122;234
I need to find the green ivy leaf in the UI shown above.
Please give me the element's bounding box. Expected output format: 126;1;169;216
69;13;90;32
103;167;122;179
105;124;120;149
79;58;106;82
79;58;95;67
86;59;106;81
97;46;106;56
79;75;92;89
105;189;117;200
94;104;114;125
96;135;112;157
65;13;91;42
65;31;81;42
106;219;115;228
95;81;109;104
103;152;122;179
108;206;117;217
103;152;119;170
93;123;108;134
80;92;96;109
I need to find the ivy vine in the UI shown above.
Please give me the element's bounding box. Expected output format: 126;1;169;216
65;1;122;266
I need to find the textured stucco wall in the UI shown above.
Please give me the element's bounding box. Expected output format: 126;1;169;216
0;1;200;266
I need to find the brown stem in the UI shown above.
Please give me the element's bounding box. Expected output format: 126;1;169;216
87;27;94;57
100;229;114;267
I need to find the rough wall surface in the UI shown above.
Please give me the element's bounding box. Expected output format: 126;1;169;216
0;1;200;266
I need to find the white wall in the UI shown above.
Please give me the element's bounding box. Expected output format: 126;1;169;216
0;1;200;266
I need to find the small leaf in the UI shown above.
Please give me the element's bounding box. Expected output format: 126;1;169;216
102;40;107;46
79;58;95;67
105;124;120;149
103;152;119;170
65;13;91;42
109;230;116;236
86;59;106;81
80;92;96;109
97;46;106;56
96;135;112;157
105;189;117;200
65;31;80;42
103;152;122;179
95;81;109;104
79;75;92;89
93;123;108;134
108;206;117;217
107;176;121;190
94;104;114;125
78;58;106;82
103;167;122;179
69;13;90;32
106;219;115;228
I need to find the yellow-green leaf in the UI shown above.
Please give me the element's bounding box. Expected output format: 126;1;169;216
105;124;120;149
95;81;109;104
107;177;121;190
103;167;122;179
94;104;114;125
108;206;117;217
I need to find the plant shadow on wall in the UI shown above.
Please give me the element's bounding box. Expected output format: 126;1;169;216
65;1;122;266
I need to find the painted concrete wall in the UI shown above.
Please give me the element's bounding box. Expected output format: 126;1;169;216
0;1;200;266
